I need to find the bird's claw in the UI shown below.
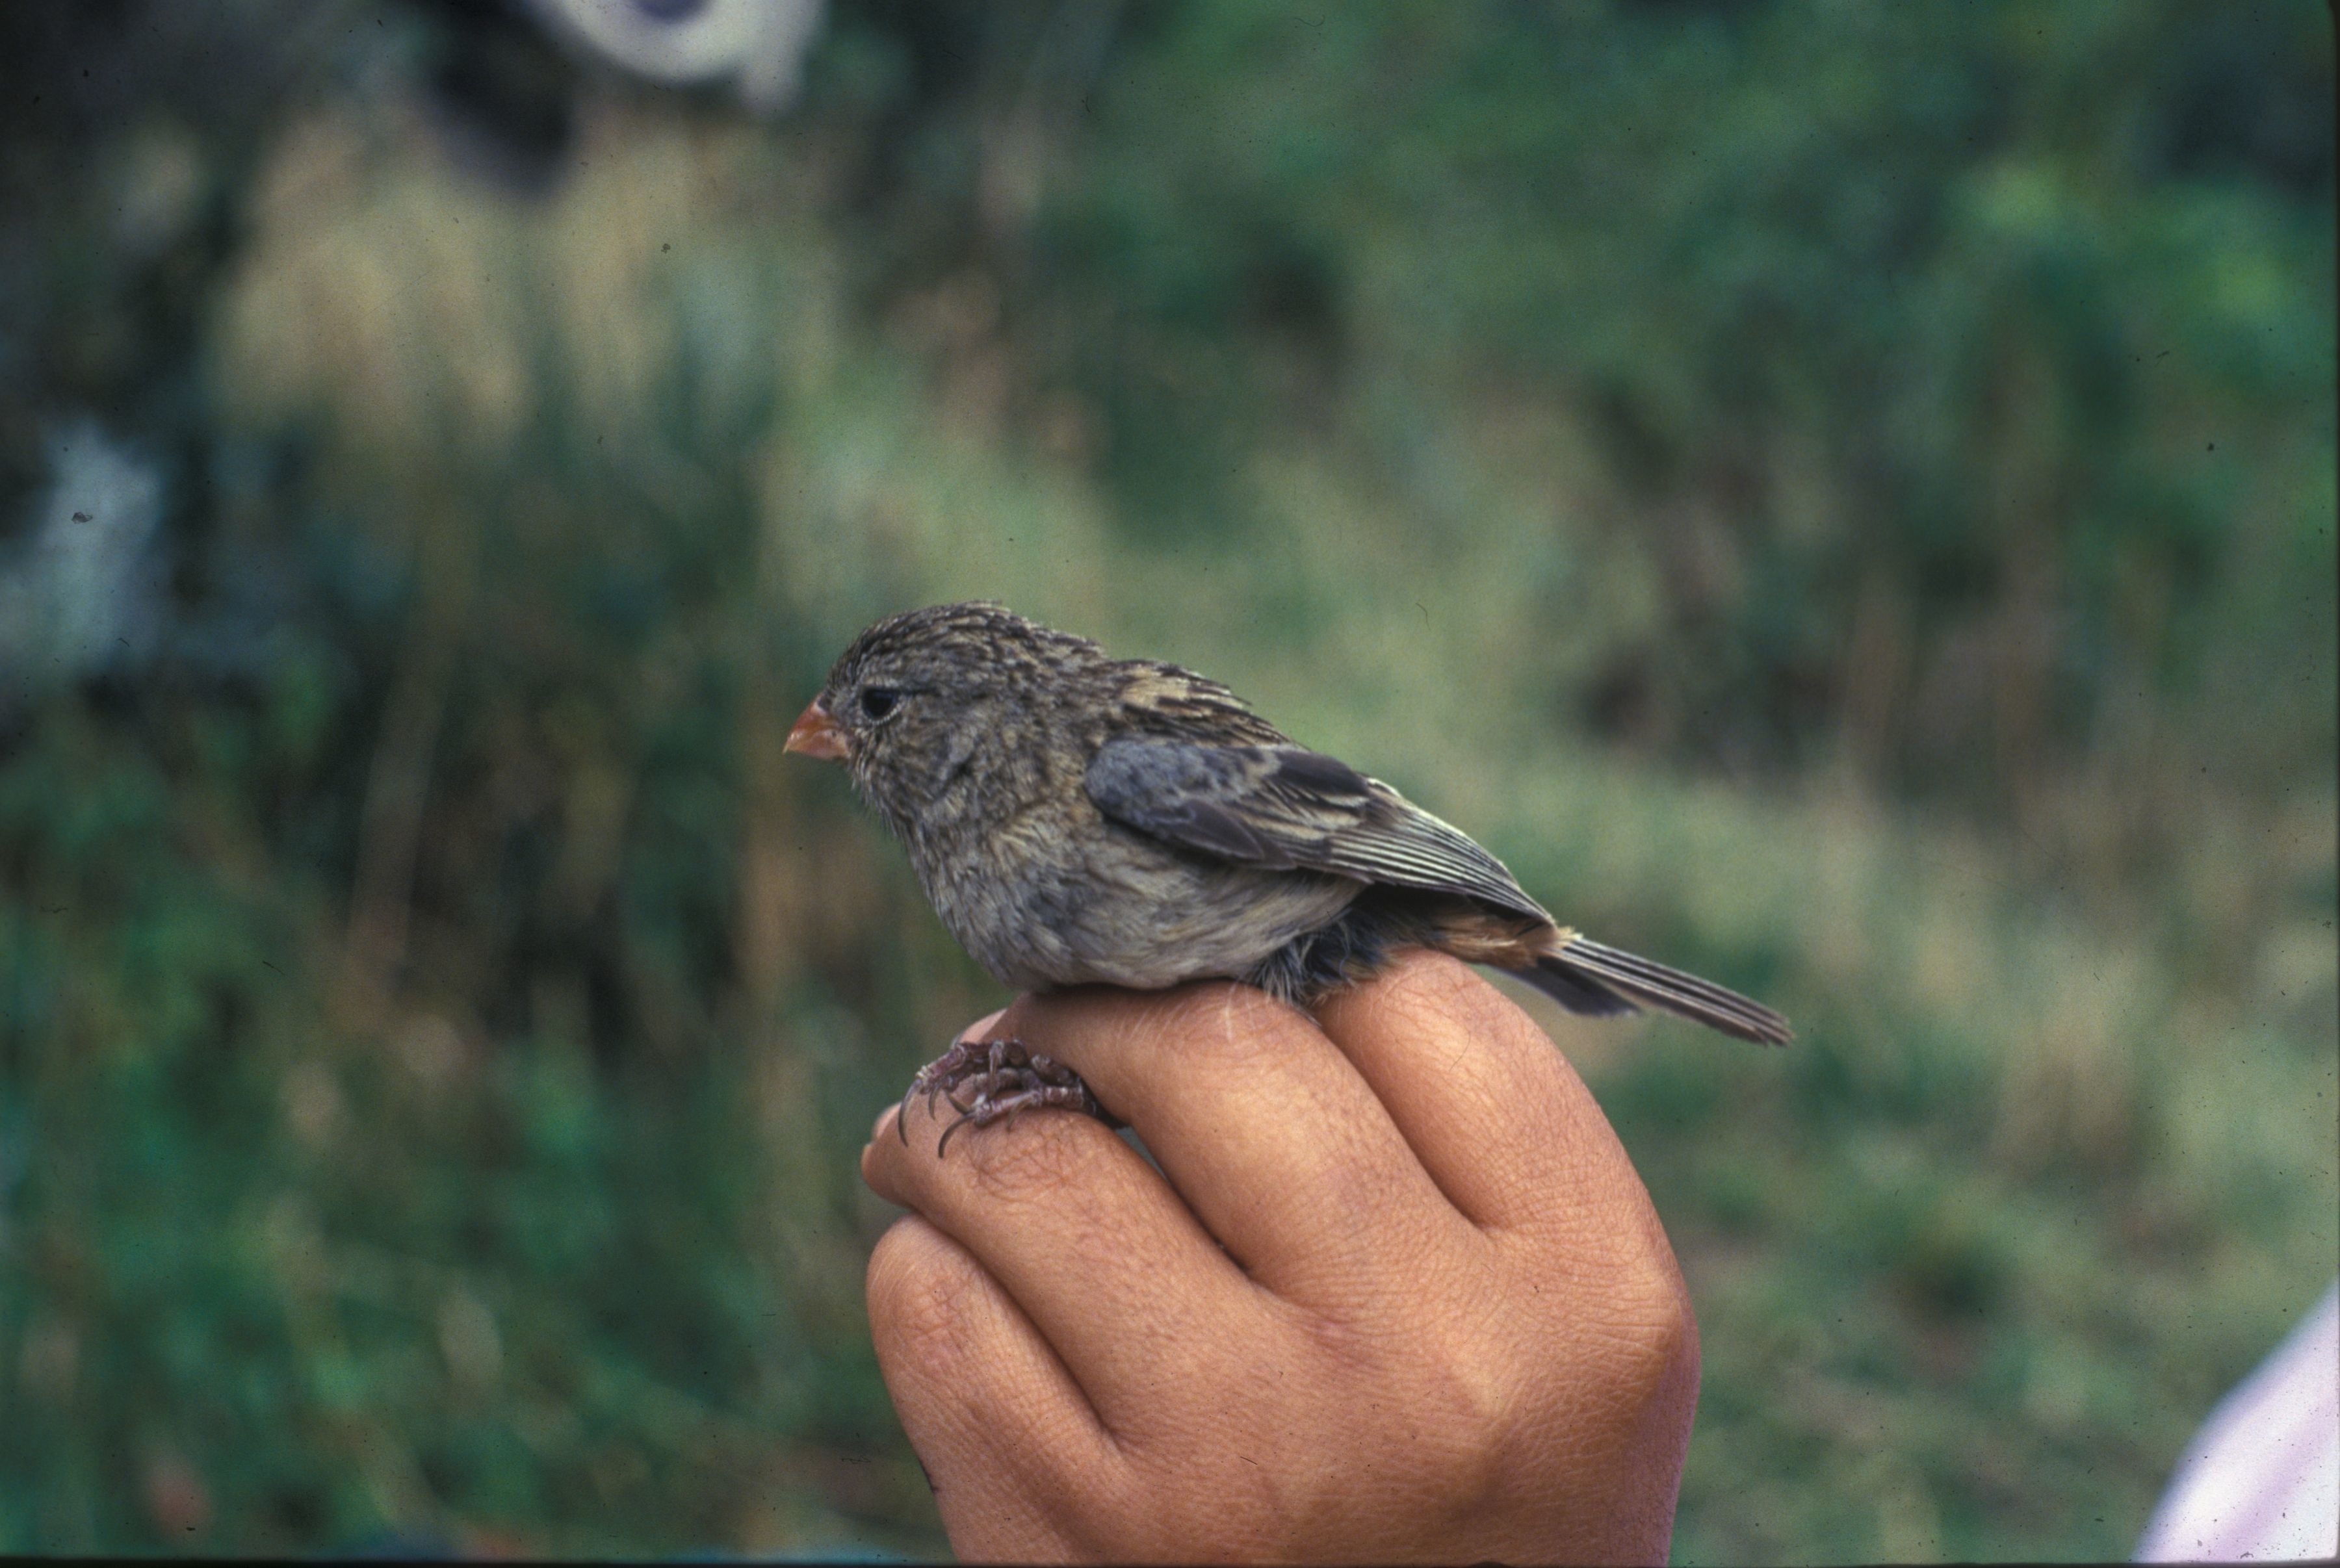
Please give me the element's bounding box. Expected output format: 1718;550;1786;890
897;1036;1118;1155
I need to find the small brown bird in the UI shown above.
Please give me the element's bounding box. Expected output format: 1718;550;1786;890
787;602;1789;1149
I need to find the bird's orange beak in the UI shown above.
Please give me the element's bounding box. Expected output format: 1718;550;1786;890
783;699;850;762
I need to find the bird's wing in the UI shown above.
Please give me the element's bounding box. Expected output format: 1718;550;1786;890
1084;738;1552;923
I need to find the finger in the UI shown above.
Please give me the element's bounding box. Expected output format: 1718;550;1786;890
864;1216;1124;1558
997;982;1477;1299
863;1068;1274;1433
1310;949;1640;1235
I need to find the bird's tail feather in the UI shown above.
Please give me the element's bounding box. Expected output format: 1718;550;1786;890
1516;936;1791;1046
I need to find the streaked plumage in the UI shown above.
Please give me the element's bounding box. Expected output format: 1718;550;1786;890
791;602;1791;1049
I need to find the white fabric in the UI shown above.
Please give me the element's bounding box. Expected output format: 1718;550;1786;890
2137;1281;2340;1563
526;0;826;110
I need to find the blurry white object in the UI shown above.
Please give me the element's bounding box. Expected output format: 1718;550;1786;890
0;420;166;691
2136;1281;2340;1562
525;0;824;112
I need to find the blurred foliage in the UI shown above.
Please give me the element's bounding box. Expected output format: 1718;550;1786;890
1;0;2334;1560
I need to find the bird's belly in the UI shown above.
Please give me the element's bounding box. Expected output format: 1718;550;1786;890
930;830;1362;993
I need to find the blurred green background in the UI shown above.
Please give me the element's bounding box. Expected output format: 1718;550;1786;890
1;1;2333;1559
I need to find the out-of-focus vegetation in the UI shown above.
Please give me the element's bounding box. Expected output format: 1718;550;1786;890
1;1;2332;1560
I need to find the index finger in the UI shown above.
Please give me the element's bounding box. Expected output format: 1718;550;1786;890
863;1046;1278;1436
998;981;1480;1300
1308;949;1643;1234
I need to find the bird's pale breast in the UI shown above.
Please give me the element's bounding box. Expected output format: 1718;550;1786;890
916;804;1362;992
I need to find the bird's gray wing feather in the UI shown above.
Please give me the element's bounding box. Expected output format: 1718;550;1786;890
1085;738;1552;922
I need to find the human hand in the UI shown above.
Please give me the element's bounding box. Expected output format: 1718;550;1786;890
859;949;1700;1564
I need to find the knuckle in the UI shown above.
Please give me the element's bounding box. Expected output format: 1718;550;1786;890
1611;1209;1695;1337
1414;1322;1523;1469
958;1108;1113;1198
1615;1258;1698;1380
1149;979;1312;1070
864;1222;983;1378
1064;1460;1222;1560
1377;945;1481;1002
1374;949;1535;1044
1034;977;1324;1086
1291;1300;1522;1511
1568;1236;1699;1410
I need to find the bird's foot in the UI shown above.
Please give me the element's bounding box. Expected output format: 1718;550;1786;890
898;1036;1119;1156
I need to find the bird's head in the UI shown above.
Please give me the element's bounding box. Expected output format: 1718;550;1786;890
785;601;1109;831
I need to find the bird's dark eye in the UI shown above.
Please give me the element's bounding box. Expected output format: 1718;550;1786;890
859;686;902;722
